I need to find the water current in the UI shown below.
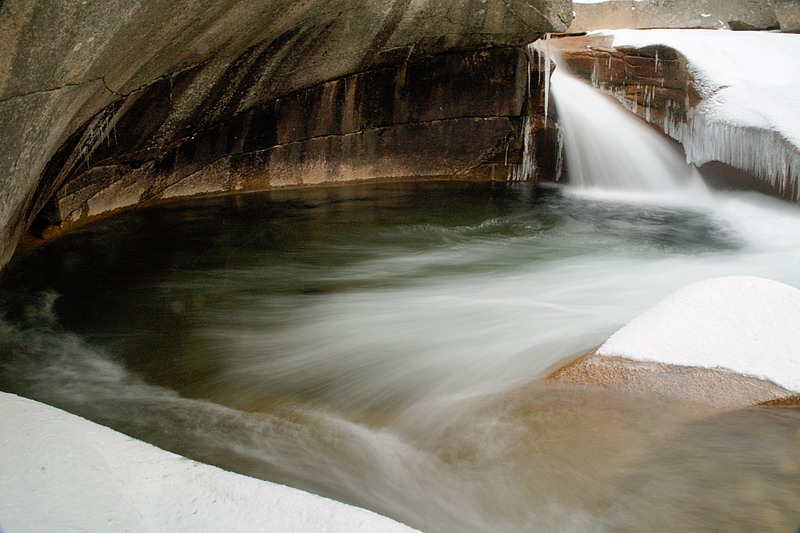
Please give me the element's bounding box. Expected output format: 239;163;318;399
1;181;799;532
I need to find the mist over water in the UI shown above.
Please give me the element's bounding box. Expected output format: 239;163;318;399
2;181;800;532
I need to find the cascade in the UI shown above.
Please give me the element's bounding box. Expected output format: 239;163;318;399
515;38;707;194
552;65;703;192
577;31;800;202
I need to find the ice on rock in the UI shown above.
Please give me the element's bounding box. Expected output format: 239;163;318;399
509;36;553;182
590;29;800;199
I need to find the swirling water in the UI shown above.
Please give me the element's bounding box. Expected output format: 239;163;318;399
1;181;799;532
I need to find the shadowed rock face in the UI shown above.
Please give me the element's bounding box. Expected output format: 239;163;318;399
33;48;537;242
0;0;572;268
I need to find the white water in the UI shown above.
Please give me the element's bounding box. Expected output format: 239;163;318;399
552;66;705;193
4;184;800;532
597;29;800;200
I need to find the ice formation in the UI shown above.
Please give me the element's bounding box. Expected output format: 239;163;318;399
509;38;552;181
548;64;703;191
508;115;536;181
588;30;800;199
524;33;705;193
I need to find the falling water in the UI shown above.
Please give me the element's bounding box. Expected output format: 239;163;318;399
552;66;705;193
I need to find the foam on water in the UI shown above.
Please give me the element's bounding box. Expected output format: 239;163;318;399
3;40;800;527
2;291;799;533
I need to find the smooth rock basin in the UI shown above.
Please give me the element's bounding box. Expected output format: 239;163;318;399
1;180;799;532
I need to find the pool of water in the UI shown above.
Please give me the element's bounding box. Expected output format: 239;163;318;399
1;181;799;532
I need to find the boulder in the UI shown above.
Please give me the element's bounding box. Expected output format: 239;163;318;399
549;351;795;409
549;276;800;408
0;392;419;532
775;0;800;31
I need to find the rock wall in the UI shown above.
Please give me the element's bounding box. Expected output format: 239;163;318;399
35;48;536;242
0;0;572;268
549;34;699;130
776;0;800;31
570;0;794;33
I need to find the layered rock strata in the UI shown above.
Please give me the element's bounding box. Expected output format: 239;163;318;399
30;48;536;245
0;0;572;268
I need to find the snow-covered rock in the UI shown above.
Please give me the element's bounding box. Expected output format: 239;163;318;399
550;29;800;200
604;29;800;199
597;276;800;393
0;392;417;533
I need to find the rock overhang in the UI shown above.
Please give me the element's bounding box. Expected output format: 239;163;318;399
0;0;573;270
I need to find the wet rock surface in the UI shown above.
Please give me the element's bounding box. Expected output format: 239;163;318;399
548;34;699;137
37;47;538;241
607;405;800;533
549;350;797;410
0;0;573;268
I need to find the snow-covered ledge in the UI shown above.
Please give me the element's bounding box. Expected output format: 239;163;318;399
550;30;800;201
604;30;800;199
550;276;800;408
598;276;800;392
0;393;418;533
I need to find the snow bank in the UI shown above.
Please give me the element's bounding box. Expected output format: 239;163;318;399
594;30;800;198
597;276;800;392
0;392;417;533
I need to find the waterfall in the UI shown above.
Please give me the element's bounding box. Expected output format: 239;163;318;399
552;66;703;192
512;37;706;194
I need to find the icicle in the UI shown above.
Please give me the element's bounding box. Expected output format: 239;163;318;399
664;116;800;200
541;34;552;126
509;116;537;181
551;67;701;192
507;39;540;182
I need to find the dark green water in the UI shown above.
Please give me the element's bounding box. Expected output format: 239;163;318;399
1;181;799;532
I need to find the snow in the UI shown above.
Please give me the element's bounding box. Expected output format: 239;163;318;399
597;276;800;392
0;392;418;533
590;29;800;198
